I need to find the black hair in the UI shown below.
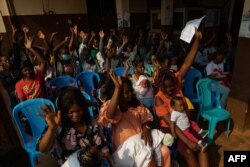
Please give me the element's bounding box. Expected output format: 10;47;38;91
77;147;102;167
19;60;34;71
57;87;90;128
155;68;176;88
98;71;115;100
170;96;183;107
133;58;144;68
119;77;141;112
157;56;170;65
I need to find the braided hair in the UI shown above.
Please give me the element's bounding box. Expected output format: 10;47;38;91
155;68;177;88
77;147;102;167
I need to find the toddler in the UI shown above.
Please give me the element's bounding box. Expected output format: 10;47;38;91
170;96;208;152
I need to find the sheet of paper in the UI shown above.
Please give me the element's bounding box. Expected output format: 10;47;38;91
180;16;206;43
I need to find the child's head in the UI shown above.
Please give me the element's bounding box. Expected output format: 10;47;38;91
170;96;184;112
0;55;11;70
120;77;140;110
133;59;145;75
213;49;225;64
77;146;102;167
19;60;35;79
57;87;90;127
126;43;133;53
158;56;170;69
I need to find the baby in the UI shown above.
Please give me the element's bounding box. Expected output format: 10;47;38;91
170;96;208;152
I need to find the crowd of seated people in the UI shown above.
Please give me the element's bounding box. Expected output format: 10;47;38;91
0;23;233;167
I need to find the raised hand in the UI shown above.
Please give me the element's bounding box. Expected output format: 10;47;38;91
161;31;168;41
91;30;96;38
109;69;122;88
11;25;17;34
40;104;61;130
64;36;69;42
194;30;202;40
38;30;45;39
24;37;33;49
122;35;128;45
125;59;131;69
99;30;105;38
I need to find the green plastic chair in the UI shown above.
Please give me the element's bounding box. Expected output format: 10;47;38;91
196;78;231;144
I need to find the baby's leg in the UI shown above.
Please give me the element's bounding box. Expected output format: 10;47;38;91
183;128;200;143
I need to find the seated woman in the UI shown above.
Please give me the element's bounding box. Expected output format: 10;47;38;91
170;96;208;152
36;88;110;166
97;71;171;167
154;30;209;167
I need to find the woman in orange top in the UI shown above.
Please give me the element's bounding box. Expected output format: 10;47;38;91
155;30;209;167
97;71;171;167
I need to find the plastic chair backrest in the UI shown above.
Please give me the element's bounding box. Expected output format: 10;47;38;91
76;72;100;95
183;67;202;102
81;91;94;118
144;63;152;77
114;67;126;76
12;98;56;147
49;76;78;89
196;78;221;109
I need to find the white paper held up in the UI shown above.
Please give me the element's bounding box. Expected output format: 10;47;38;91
180;16;206;43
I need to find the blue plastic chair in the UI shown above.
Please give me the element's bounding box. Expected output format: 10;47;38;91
81;91;94;118
114;67;126;76
196;78;231;144
183;67;202;103
76;72;100;95
12;98;56;167
49;75;78;89
114;66;134;76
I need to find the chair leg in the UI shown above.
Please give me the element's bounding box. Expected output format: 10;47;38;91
207;119;217;144
196;109;201;122
226;118;231;138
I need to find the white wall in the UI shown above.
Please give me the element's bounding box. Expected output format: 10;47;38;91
238;0;250;37
12;0;87;15
0;0;10;16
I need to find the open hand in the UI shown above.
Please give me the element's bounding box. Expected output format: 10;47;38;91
195;30;202;40
99;30;105;38
24;37;33;49
40;104;61;129
109;69;122;88
38;30;45;39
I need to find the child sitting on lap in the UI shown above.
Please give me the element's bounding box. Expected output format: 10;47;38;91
170;96;208;152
